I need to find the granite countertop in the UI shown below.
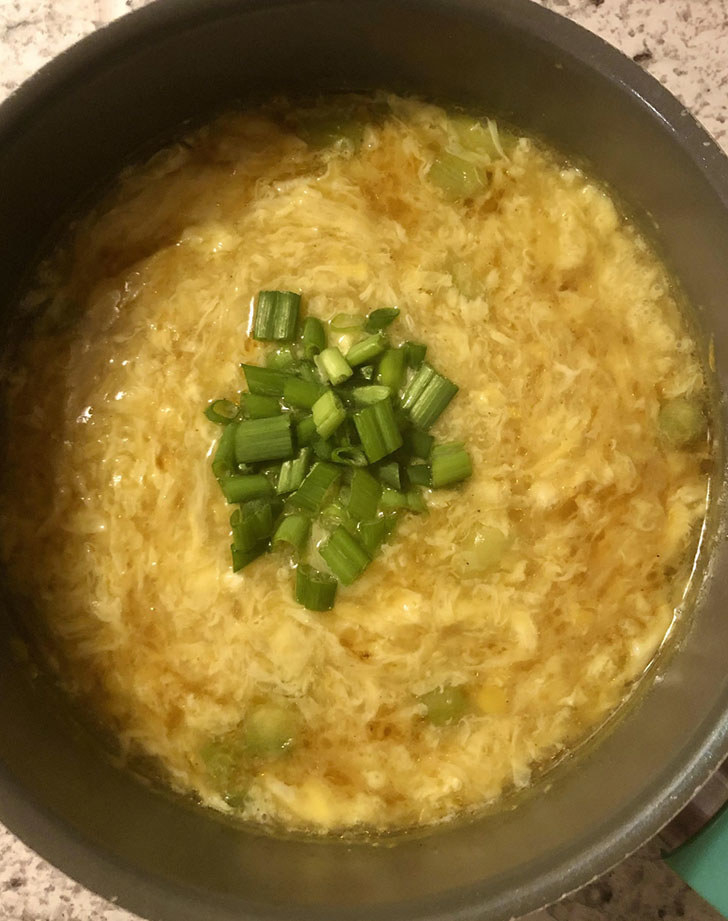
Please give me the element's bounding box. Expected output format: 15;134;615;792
0;1;726;920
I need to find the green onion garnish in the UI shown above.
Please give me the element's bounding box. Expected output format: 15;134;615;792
377;348;406;392
221;474;275;504
353;398;403;463
240;393;282;419
290;461;341;514
241;364;289;397
234;415;294;464
400;363;458;430
319;525;370;585
204;399;239;425
365;307;399;332
295;564;337;611
277;447;312;495
431;442;472;488
315;347;353;386
302;316;326;359
346;333;386;367
272;514;311;554
312;390;346;439
207;292;471;609
253;291;300;341
283;377;325;410
347;469;382;521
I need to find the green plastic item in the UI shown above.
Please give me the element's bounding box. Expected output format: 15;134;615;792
665;803;728;917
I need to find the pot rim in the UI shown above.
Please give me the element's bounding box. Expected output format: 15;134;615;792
1;2;728;920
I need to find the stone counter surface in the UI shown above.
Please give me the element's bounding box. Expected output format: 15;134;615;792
0;1;726;919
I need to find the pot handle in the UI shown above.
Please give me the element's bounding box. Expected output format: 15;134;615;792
664;802;728;917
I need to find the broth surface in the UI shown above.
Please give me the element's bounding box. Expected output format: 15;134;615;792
0;95;710;832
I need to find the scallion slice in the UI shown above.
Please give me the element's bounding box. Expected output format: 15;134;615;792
295;564;337;611
364;307;399;332
403;426;434;460
302;316;326;359
404;342;427;368
221;474;274;504
379;487;410;510
346;332;386;367
266;345;296;370
272;514;311;554
283;377;325;410
277;447;312;495
315;347;353;386
377;348;406;392
231;500;275;550
353;398;403;464
290;461;341;514
376;462;402;491
400;363;458;430
347;469;382;521
407;463;432;487
204;399;239;424
231;540;268;572
428;153;487;199
312;438;333;461
330;445;368;467
349;384;391;406
406;488;428;513
212;421;238;480
312;390;346;439
234;415;294;464
357;516;397;556
241;364;289;397
253;290;300;341
330;313;364;331
319;525;370;586
431;442;472;488
295;414;316;446
240;393;282;419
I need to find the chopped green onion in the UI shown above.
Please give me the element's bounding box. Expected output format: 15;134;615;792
302;316;326;359
377;348;406;392
404;341;427;368
319;525;371;585
243;703;299;758
379;487;410;510
419;685;469;726
331;445;368;467
231;500;275;550
234;415;294;464
266;345;296;370
295;414;316;446
400;363;458;430
364;307;399;332
353;398;403;463
221;474;274;503
459;525;509;575
349;385;391;406
312;438;333;461
295;564;337;611
241;364;289;397
346;333;386;367
212;421;238;480
204;399;239;425
431;442;472;488
403;426;434;460
658;396;707;448
240;393;282;419
347;469;382;521
231;540;268;572
283;377;325;410
407;463;432;487
428;153;487;199
357;516;397;556
315;347;353;386
253;291;300;341
330;313;364;331
290;461;341;514
376;462;402;491
295;359;319;382
272;514;311;553
277;447;312;495
312;390;346;439
406;488;428;513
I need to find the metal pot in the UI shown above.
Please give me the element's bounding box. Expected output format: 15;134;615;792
1;2;727;919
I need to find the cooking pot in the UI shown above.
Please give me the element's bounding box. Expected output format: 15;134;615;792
1;1;728;919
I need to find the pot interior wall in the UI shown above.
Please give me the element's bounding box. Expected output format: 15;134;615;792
1;2;728;920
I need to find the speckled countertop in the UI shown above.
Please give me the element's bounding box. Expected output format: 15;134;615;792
0;1;727;920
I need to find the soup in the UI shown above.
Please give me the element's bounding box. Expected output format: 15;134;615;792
0;94;710;833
